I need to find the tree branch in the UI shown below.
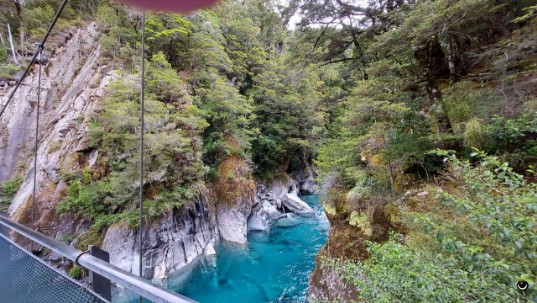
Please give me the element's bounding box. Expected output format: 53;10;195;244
321;56;360;66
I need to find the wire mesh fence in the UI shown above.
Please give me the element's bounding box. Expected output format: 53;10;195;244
0;234;108;303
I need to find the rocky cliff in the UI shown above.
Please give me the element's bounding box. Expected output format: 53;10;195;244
0;21;320;284
0;22;219;282
1;22;112;244
103;198;218;285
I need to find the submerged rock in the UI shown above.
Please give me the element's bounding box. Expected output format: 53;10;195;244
276;213;301;228
204;238;217;256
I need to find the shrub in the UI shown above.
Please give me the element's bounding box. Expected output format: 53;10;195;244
61;234;74;244
524;98;537;112
0;177;22;196
75;229;103;251
463;118;485;148
433;151;537;276
403;150;537;301
329;239;515;303
345;151;537;303
48;141;61;154
68;265;85;279
443;82;474;134
0;64;20;79
0;177;21;211
348;211;372;237
0;47;7;63
87;120;104;148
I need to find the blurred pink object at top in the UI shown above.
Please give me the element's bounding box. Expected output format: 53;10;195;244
115;0;220;12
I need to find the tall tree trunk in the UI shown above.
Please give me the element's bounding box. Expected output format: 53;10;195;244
7;23;18;65
445;34;465;83
19;24;25;58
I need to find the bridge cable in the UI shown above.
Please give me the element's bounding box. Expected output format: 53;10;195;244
0;0;68;119
138;10;146;303
31;46;43;251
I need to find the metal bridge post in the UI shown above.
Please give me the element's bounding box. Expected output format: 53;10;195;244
89;245;112;301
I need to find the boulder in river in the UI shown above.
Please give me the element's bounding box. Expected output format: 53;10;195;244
282;192;314;216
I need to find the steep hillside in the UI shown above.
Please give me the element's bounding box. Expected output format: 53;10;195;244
0;0;323;285
1;0;536;301
297;0;537;301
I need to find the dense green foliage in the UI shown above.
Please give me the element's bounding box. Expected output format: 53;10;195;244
41;0;331;227
249;61;325;175
428;151;537;284
59;52;208;225
322;152;537;302
1;0;536;300
330;239;515;303
0;177;22;212
299;0;537;301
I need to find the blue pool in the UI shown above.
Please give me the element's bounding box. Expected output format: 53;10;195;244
171;195;329;303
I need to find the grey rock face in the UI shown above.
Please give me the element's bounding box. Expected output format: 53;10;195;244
1;23;116;247
204;238;216;256
216;184;256;244
308;260;359;303
217;204;249;244
300;176;318;195
1;22;107;186
247;177;316;232
267;177;314;215
247;200;270;231
102;222;137;274
247;184;280;232
287;154;319;195
102;198;218;286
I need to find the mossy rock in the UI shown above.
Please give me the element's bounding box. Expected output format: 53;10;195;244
75;229;103;251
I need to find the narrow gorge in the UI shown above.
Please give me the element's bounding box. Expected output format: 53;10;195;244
0;18;326;300
1;0;536;302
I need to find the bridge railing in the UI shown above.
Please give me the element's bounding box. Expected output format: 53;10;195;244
0;214;197;303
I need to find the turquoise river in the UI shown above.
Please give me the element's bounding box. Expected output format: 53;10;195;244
172;195;329;303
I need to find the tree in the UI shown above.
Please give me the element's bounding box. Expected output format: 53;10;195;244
249;59;325;176
187;10;232;79
70;52;208;225
195;73;256;169
145;13;192;69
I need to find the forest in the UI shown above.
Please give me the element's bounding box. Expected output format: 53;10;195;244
1;0;536;302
